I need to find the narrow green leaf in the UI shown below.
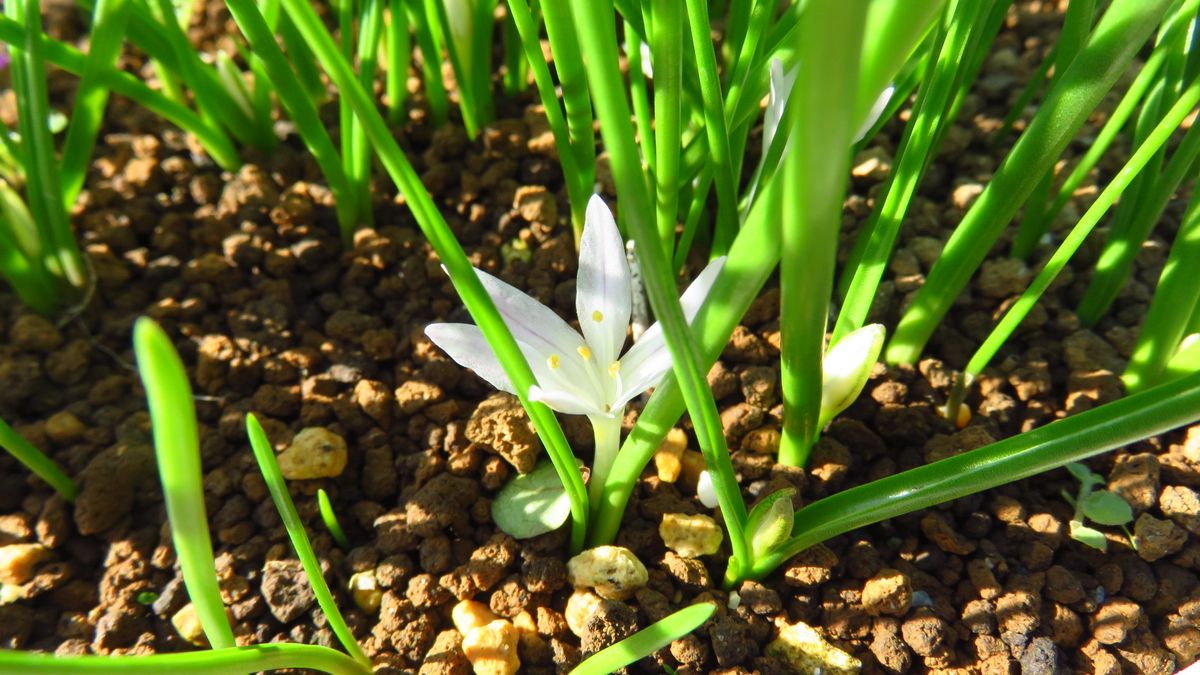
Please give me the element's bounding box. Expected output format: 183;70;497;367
0;416;77;500
245;414;370;667
571;603;715;675
0;643;369;674
132;318;235;649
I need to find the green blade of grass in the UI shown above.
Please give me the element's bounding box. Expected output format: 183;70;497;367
224;0;356;241
885;0;1178;365
349;0;385;229
0;15;240;170
540;0;597;202
407;0;450;126
750;368;1200;579
651;0;682;252
503;0;589;235
278;0;589;553
317;488;351;550
1125;189;1200;392
0;180;61;312
833;0;986;343
245;415;370;667
386;0;411;122
7;0;89;297
59;0;132;209
777;0;867;467
132;318;235;650
571;602;716;675
0;416;77;501
682;0;737;256
960;74;1200;386
0;643;369;675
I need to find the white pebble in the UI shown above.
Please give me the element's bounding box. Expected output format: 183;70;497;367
697;470;718;509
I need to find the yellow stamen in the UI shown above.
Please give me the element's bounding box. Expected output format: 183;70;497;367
592;310;604;322
577;346;592;360
548;354;561;370
608;361;621;378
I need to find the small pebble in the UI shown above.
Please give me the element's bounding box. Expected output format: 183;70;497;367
567;546;648;600
276;427;348;479
171;603;207;646
659;513;723;558
765;619;862;674
462;619;521;675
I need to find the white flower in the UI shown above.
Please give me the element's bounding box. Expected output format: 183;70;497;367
426;195;725;420
819;323;886;428
696;470;718;509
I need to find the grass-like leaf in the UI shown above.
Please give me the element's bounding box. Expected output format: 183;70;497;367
245;414;370;667
571;602;715;675
0;416;77;501
749;368;1200;579
317;488;351;551
0;643;369;674
132;318;235;650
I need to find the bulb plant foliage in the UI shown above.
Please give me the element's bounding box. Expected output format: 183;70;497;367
3;0;1200;671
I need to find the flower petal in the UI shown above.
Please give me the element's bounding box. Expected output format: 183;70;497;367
577;195;633;370
425;323;516;394
611;257;727;408
854;84;895;143
529;385;602;417
475;267;588;362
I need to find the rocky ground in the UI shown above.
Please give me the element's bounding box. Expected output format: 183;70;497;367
2;1;1200;673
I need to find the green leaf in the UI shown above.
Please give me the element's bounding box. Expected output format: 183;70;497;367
1065;461;1093;484
746;489;795;559
1080;490;1134;526
493;460;576;539
1070;520;1109;552
571;603;715;675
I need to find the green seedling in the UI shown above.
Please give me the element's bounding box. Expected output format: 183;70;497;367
0;416;77;500
317;488;351;551
570;602;716;675
245;414;370;668
1062;462;1135;553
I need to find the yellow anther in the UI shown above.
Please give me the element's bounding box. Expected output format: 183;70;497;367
607;361;621;378
548;354;561;370
577;346;592;360
592;310;604;322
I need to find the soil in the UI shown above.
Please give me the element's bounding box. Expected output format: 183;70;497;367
3;1;1200;673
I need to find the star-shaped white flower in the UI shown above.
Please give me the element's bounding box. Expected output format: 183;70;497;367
426;195;724;421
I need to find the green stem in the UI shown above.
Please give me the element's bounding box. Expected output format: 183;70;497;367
1125;189;1200;392
587;413;623;526
541;0;596;194
682;0;736;256
777;1;867;467
651;0;682;253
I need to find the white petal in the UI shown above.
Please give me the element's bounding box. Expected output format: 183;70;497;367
475;267;588;364
611;257;727;408
820;323;886;427
854;84;895;143
425;323;516;394
529;385;601;417
577;195;633;370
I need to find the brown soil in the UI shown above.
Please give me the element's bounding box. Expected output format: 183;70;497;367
2;2;1200;674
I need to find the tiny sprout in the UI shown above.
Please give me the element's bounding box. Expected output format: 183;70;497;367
136;591;159;606
746;489;795;560
1062;462;1134;552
